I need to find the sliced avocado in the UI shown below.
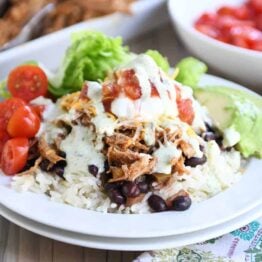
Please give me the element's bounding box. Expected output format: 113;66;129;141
194;86;262;158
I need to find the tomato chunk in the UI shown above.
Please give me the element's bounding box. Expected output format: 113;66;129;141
0;98;26;130
121;70;142;100
1;138;29;175
0;130;10;161
7;65;48;102
7;105;40;138
177;99;195;125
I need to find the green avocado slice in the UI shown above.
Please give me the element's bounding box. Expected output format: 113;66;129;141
194;86;262;158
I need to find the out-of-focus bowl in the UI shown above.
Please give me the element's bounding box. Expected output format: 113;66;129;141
168;0;262;90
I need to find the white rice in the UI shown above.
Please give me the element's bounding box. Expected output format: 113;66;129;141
11;140;242;214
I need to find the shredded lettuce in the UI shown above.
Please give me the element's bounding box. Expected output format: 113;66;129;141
145;50;170;72
49;31;131;96
175;57;207;87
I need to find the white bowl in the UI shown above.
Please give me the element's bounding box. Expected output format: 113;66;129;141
168;0;262;90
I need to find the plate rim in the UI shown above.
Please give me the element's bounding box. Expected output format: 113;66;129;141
0;203;261;251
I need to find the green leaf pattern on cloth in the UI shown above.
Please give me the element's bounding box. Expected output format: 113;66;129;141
135;219;262;262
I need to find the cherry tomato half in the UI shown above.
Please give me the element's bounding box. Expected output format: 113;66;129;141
29;104;45;119
177;99;195;125
0;97;26;130
1;137;29;175
7;105;40;138
0;129;10;162
7;65;48;102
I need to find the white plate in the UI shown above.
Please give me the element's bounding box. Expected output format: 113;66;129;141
0;203;261;251
0;74;261;239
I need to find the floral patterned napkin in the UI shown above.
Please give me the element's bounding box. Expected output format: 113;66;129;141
134;219;262;262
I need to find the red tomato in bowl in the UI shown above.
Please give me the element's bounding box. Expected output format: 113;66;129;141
1;137;29;175
7;105;40;138
7;65;48;102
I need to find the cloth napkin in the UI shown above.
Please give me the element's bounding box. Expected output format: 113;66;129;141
134;218;262;262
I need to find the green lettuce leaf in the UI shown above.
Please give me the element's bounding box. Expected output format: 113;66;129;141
0;80;10;99
145;50;170;72
175;57;207;87
49;31;131;96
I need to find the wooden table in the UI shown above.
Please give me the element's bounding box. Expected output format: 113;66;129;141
0;22;260;262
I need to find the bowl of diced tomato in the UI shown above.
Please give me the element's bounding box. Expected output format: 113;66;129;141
168;0;262;88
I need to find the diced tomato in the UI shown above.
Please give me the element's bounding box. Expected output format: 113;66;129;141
102;82;121;112
195;24;221;39
177;99;195;125
194;1;262;51
175;85;181;101
218;5;252;20
251;38;262;50
29;104;45;119
1;137;29;175
0;98;26;130
217;6;236;17
102;82;121;100
255;13;262;31
150;82;160;97
217;16;255;30
7;105;40;138
120;70;141;100
249;0;262;13
7;65;48;102
195;13;217;26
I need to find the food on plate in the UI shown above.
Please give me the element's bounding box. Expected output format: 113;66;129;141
0;32;261;214
194;0;262;51
42;0;134;35
0;0;134;47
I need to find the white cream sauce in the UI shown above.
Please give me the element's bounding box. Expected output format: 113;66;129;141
153;142;181;174
60;125;105;176
85;81;117;136
111;55;178;121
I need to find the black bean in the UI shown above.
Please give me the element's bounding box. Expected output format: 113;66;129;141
104;182;122;191
104;160;110;172
205;123;215;132
100;172;112;186
202;132;217;142
107;189;126;205
56;160;67;168
137;181;149;193
148;195;167;212
185;155;207;167
58;150;66;158
171;196;192;211
121;181;140;197
39;159;51;172
53;166;65;178
88;164;99;177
